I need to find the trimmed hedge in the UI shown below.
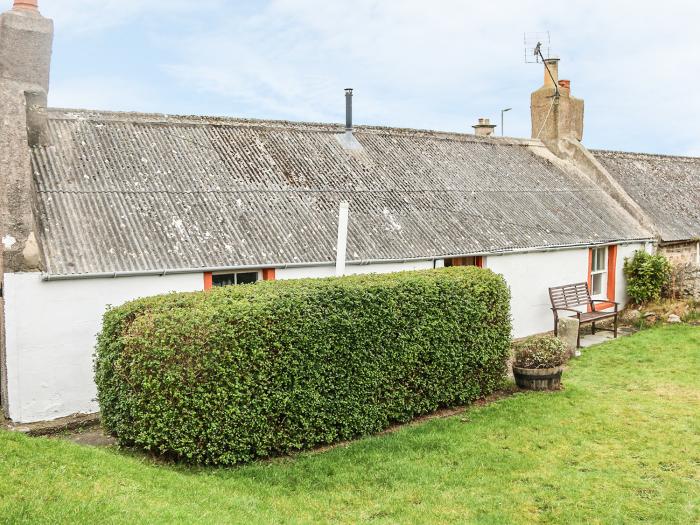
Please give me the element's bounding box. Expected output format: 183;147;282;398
95;267;511;465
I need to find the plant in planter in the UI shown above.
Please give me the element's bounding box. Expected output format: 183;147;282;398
512;335;568;390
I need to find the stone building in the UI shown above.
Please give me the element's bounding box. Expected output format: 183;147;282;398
0;1;694;423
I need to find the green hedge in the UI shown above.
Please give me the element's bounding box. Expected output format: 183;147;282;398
95;267;511;465
623;250;671;304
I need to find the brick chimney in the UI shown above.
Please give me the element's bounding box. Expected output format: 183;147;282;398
530;58;584;143
0;0;53;274
472;118;496;137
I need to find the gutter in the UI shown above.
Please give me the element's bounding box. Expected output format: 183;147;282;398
40;238;654;282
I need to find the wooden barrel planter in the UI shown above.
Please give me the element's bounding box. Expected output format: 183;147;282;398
513;366;563;390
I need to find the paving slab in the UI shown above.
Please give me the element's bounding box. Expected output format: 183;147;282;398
579;327;634;348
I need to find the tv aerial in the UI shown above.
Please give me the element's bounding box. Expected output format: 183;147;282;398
524;31;559;98
523;32;552;63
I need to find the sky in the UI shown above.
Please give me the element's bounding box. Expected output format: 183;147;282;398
11;0;700;155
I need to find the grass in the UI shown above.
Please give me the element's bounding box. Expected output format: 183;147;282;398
1;325;698;524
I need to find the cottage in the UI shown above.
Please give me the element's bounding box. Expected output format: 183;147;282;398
593;150;700;298
0;2;660;423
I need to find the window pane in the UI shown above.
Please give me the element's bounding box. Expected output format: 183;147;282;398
444;257;477;267
236;272;258;285
592;273;604;295
212;272;259;286
212;274;236;287
592;248;607;272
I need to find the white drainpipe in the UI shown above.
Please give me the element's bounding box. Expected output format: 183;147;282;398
335;201;349;276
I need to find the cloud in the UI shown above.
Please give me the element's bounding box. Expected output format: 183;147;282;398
157;0;700;153
161;1;537;128
11;0;699;154
36;0;225;35
48;75;157;112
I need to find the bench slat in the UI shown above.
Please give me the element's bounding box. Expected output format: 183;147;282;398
549;282;591;309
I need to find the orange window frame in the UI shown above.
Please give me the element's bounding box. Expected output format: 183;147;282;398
203;268;276;290
445;256;484;268
587;245;617;310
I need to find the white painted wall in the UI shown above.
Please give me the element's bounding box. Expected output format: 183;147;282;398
615;243;644;307
3;272;202;423
277;260;434;280
3;244;648;423
486;243;646;338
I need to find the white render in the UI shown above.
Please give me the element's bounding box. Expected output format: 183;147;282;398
487;242;644;338
3;243;645;423
3;272;202;423
277;259;434;280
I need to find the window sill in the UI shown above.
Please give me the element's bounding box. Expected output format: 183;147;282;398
592;302;615;311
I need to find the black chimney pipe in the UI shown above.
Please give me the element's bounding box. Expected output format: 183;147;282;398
345;88;353;132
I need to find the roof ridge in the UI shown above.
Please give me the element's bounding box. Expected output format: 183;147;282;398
46;106;541;146
591;148;700;161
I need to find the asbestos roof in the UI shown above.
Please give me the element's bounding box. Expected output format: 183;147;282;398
594;150;700;242
31;109;650;277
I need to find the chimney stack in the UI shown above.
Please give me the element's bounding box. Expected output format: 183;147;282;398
1;0;54;272
1;0;53;92
472;118;496;137
530;58;584;144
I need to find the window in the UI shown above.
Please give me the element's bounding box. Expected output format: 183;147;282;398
588;245;618;310
212;271;259;287
443;256;483;268
590;247;607;296
204;268;275;290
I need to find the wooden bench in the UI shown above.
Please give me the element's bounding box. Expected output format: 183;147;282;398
549;282;618;348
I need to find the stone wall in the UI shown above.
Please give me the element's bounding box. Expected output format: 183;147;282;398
665;262;700;301
660;242;699;266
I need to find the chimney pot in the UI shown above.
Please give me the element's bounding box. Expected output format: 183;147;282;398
344;88;353;132
12;0;39;11
472;117;496;137
543;57;560;88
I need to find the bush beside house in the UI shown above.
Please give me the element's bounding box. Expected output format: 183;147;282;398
623;250;671;304
95;267;511;465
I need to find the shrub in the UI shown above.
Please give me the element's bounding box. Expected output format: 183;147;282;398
623;250;671;304
95;267;511;465
512;335;568;369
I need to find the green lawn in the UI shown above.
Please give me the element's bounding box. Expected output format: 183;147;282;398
1;325;698;524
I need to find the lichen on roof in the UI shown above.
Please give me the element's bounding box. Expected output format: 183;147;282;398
594;149;700;242
31;108;649;276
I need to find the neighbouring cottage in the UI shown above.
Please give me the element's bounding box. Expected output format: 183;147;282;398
0;1;675;423
593;150;700;299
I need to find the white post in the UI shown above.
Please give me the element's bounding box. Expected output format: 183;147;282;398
335;201;349;277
